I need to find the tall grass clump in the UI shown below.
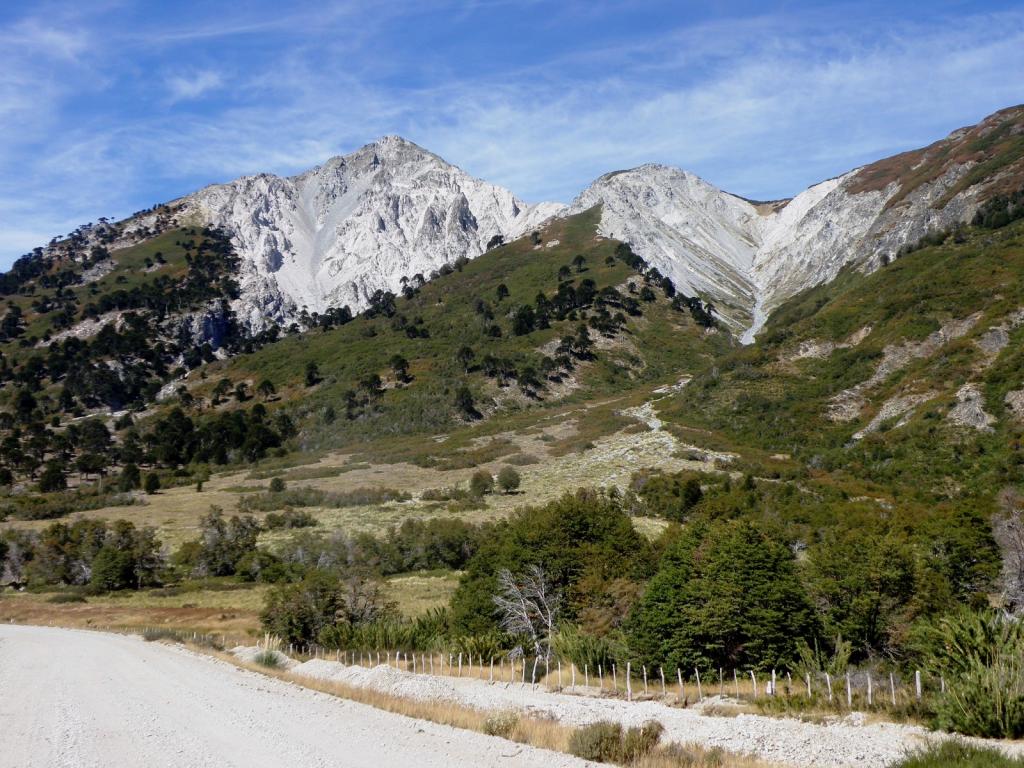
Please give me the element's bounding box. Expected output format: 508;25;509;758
253;650;284;669
552;624;624;673
892;741;1024;768
914;608;1024;738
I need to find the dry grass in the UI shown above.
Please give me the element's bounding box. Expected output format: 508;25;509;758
210;647;777;768
383;571;461;616
0;582;264;639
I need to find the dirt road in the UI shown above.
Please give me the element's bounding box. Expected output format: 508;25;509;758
0;625;590;768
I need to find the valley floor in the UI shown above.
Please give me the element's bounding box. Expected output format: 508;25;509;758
0;624;590;768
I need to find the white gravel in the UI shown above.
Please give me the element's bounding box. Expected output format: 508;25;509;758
0;625;592;768
264;651;1024;768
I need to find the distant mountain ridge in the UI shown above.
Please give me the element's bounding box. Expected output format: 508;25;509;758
8;105;1024;341
569;105;1024;338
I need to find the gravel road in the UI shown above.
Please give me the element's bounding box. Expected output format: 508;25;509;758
255;650;1024;768
0;625;592;768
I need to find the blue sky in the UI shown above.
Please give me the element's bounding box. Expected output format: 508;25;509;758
1;1;1023;269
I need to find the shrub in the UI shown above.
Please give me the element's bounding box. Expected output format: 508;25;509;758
482;711;520;738
263;508;317;530
269;477;286;493
620;721;664;763
469;470;494;497
144;473;161;495
568;721;624;762
47;592;87;604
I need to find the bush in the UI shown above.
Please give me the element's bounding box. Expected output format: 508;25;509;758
144;473;161;494
469;470;494;497
263;508;317;530
482;711;520;738
269;477;286;493
892;742;1024;768
567;721;663;763
568;722;624;762
621;721;664;764
47;592;87;604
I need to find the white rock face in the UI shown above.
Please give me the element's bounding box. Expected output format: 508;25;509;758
182;136;564;331
569;161;985;339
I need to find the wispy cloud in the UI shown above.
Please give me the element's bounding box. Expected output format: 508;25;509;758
1;1;1023;266
166;70;225;102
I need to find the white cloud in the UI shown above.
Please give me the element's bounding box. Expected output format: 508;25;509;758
2;4;1024;268
166;70;225;102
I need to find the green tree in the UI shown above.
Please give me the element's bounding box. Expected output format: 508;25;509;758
495;283;509;302
454;385;478;419
38;460;67;492
261;569;343;645
469;470;494;497
451;489;650;635
390;354;410;383
144;473;161;494
119;462;141;491
305;361;320;387
627;519;817;671
257;379;276;400
497;466;521;494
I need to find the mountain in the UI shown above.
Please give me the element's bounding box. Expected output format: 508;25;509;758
570;104;1024;339
180;136;564;332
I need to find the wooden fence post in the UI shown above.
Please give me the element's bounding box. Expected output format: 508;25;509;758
677;668;684;704
598;664;603;690
733;669;739;698
490;657;494;683
750;670;757;699
915;670;922;701
613;663;618;693
890;673;897;706
626;662;632;701
584;664;589;688
660;667;666;696
643;665;648;696
867;672;873;706
846;672;852;708
826;672;832;703
695;668;703;701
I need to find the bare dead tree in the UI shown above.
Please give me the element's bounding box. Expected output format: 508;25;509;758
493;564;561;661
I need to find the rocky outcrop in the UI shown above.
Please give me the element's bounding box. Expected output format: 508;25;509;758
948;383;996;431
182;136;563;332
827;313;981;422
